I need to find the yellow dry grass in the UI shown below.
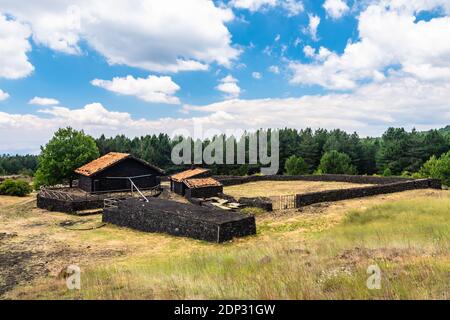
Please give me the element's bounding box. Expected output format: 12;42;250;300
0;188;448;300
224;180;372;198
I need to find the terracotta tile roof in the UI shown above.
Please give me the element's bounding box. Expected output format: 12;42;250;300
184;177;222;189
75;152;130;177
170;168;210;182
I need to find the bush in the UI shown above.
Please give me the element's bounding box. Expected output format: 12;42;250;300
316;150;357;175
0;179;32;197
382;168;392;177
419;152;450;186
284;155;309;175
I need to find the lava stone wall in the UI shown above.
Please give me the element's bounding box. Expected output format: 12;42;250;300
37;194;104;213
215;174;413;186
103;198;256;243
238;197;273;211
185;185;224;199
226;178;441;211
295;179;441;207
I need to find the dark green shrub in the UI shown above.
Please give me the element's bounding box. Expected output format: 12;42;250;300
284;155;309;175
0;179;33;197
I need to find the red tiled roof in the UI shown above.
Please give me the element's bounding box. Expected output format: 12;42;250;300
75;152;164;177
184;177;222;189
170;168;210;182
75;152;130;177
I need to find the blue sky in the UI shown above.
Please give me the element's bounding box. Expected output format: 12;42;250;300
0;0;450;154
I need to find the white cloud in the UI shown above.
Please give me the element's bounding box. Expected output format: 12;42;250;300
290;1;450;89
231;0;303;16
91;75;181;104
323;0;350;19
281;0;304;17
0;0;239;73
304;14;321;41
29;97;60;106
2;75;449;153
269;65;280;74
303;45;315;58
0;14;33;79
252;72;262;79
215;75;241;99
0;90;10;101
231;0;277;12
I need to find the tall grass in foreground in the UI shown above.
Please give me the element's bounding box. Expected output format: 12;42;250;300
20;197;450;299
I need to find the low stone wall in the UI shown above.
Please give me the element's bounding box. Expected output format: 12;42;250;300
36;194;104;213
227;178;441;211
103;198;256;243
238;197;273;211
295;179;441;207
215;174;413;186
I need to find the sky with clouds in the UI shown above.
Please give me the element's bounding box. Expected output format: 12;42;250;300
0;0;450;154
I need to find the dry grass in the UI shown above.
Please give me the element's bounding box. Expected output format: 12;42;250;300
224;180;371;198
1;189;449;300
0;194;35;209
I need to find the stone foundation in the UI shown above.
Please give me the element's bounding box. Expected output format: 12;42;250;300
36;194;104;213
103;198;256;243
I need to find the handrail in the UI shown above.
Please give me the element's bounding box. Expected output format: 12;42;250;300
129;178;149;202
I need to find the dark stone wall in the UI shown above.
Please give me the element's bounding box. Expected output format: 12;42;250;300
78;175;92;192
293;179;441;207
185;186;224;199
172;181;185;195
102;198;256;243
229;178;441;210
215;174;414;186
37;194;104;213
238;197;273;211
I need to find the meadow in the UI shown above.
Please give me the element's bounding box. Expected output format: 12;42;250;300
0;189;449;299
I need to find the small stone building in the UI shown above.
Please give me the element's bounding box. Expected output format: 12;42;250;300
170;168;211;196
75;152;164;193
184;177;223;198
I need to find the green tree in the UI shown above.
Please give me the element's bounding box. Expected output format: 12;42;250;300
419;152;450;186
34;127;99;189
316;150;357;175
284;155;309;175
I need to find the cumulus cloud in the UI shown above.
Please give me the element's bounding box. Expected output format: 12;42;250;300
0;14;33;79
28;97;60;106
231;0;303;16
252;72;262;79
91;75;181;104
2;76;449;153
290;1;450;89
323;0;350;19
0;90;10;101
0;0;239;73
216;75;241;99
281;0;304;16
304;14;321;41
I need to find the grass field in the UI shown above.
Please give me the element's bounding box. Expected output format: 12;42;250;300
0;189;449;299
223;180;371;198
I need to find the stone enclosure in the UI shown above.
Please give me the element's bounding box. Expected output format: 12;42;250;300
103;197;256;243
215;174;442;211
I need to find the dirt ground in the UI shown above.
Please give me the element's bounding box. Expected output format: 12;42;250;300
224;180;372;198
0;188;447;299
